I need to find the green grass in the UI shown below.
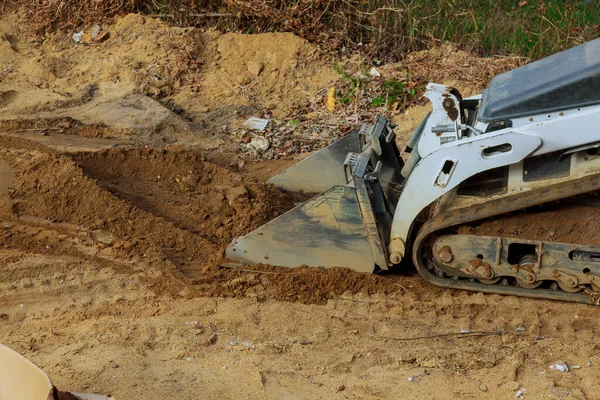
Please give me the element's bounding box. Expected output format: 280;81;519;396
404;0;600;59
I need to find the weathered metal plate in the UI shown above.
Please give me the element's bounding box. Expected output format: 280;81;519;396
0;344;53;400
268;131;360;193
225;185;376;272
0;344;115;400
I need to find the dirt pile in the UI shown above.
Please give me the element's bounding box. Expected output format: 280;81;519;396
0;12;335;147
6;147;292;266
177;30;334;119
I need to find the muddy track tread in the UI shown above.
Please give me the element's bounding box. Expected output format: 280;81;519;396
412;173;600;304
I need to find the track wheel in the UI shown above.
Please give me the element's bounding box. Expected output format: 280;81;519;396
516;255;542;289
557;281;583;293
516;278;543;289
478;277;501;285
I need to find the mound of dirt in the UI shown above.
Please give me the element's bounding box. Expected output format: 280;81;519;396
6;147;292;268
0;12;335;147
176;30;334;119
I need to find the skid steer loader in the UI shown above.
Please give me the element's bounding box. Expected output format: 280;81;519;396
226;38;600;303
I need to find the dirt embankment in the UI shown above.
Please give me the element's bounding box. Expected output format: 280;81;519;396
0;13;336;145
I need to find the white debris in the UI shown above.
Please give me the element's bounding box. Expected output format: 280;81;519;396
91;24;101;39
369;67;381;77
515;387;527;398
242;117;269;131
549;361;569;372
407;376;414;382
460;329;470;334
72;31;84;43
571;365;581;369
242;136;270;154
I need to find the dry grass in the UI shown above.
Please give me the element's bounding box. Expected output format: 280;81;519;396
3;0;599;61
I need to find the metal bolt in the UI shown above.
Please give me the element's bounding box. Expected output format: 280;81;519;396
559;112;564;116
390;252;402;264
523;170;529;176
528;117;534;122
437;246;453;263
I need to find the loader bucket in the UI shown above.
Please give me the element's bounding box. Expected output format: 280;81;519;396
225;117;404;273
268;130;360;194
0;344;113;400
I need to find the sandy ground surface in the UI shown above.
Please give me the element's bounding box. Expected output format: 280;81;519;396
1;11;600;400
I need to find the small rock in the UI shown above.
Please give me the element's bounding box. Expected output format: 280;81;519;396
336;384;345;392
188;377;197;382
229;339;239;346
247;61;264;77
479;383;488;392
242;341;252;348
291;339;297;344
222;365;227;370
241;133;252;143
90;230;115;246
201;333;217;346
515;387;527;398
515;325;526;332
226;186;248;202
550;361;569;372
109;361;119;369
181;174;199;189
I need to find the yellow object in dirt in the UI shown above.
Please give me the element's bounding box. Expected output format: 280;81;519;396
326;86;336;112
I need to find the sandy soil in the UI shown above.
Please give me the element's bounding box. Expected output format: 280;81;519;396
1;11;599;400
